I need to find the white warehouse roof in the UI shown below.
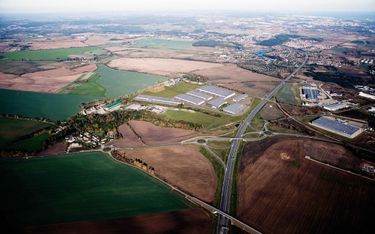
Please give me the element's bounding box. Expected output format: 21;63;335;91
197;85;235;99
324;102;348;111
186;90;213;100
175;94;205;105
134;95;182;105
223;103;243;114
208;99;227;108
233;94;248;102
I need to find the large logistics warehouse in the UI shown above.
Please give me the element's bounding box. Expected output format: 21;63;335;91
175;94;205;105
302;88;320;100
186;90;213;100
323;102;348;111
197;85;235;100
223;103;243;114
134;95;182;105
310;117;363;138
208;99;227;108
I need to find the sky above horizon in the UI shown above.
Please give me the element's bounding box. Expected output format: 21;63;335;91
0;0;374;14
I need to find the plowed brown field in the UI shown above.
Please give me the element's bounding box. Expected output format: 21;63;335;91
238;138;375;234
128;120;197;145
108;124;143;147
118;145;217;203
24;208;212;234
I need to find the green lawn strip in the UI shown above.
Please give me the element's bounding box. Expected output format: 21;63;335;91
206;140;232;148
210;148;229;162
199;147;224;207
276;83;297;105
229;141;244;217
161;110;219;127
0;117;53;148
143;82;202;98
1;47;106;61
267;124;303;135
7;132;50;152
250;113;266;131
68;73;107;97
0;89;101;121
0;152;189;227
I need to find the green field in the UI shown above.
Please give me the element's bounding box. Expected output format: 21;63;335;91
143;82;202;98
0;152;189;227
0;61;53;75
68;73;107;97
135;39;194;50
0;117;53;149
0;89;101;121
162;110;220;127
96;64;166;98
1;47;107;61
9;132;50;151
276;83;297;105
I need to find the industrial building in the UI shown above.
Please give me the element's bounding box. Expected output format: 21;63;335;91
223;103;243;114
134;95;182;105
175;94;205;105
302;88;320;100
310;117;363;138
233;94;248;102
323;102;349;111
197;85;235;99
186;90;213;100
359;91;375;100
208;99;227;109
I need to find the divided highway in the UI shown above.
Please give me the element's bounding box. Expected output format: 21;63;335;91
217;54;309;234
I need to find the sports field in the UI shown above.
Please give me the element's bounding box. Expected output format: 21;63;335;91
0;117;53;149
143;82;202;98
1;47;106;61
0;89;101;121
96;64;165;98
276;83;298;105
68;73;107;97
0;152;189;228
135;39;194;50
162;110;220;127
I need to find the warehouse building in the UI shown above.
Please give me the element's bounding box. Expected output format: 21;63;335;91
310;117;363;138
359;91;375;100
223;103;243;114
302;88;320;100
323;102;349;111
134;95;182;105
175;94;205;105
208;99;227;109
186;90;213;100
197;85;235;99
233;94;248;102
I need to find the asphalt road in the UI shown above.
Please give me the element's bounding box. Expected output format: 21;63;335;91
217;54;309;234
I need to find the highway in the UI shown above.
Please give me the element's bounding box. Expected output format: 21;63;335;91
217;54;309;234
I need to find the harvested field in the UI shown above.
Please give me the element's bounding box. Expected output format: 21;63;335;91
0;61;53;75
194;65;280;83
15;37;87;50
0;70;83;93
72;64;97;73
107;124;143;147
223;82;278;98
37;143;67;156
119;145;217;203
128;120;198;144
24;208;211;234
107;58;223;76
259;102;285;120
239;138;375;234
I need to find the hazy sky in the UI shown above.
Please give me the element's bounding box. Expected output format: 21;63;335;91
0;0;374;14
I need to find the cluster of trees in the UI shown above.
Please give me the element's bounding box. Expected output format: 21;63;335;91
257;34;300;46
112;150;155;175
182;74;209;82
126;123;146;145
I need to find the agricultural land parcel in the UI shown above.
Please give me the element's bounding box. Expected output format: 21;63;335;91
135;38;194;50
238;138;375;234
119;145;217;203
0;61;53;75
96;64;166;98
161;110;220;127
0;117;53;150
0;89;101;121
1;47;106;61
107;58;223;76
0;152;189;229
142;82;202;98
276;83;298;105
68;73;107;97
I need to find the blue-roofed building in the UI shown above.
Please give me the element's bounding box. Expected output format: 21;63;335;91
223;103;243;114
175;94;205;105
311;117;363;138
186;90;213;100
207;99;227;109
302;89;320;100
197;85;235;99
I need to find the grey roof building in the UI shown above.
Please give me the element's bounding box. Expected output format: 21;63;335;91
223;103;243;114
134;95;182;105
311;117;363;138
233;94;248;102
186;90;213;100
197;85;235;99
175;94;205;105
207;99;227;108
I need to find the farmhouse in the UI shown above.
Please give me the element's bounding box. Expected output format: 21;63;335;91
197;85;235;100
208;99;227;109
134;95;182;105
223;103;243;114
310;117;363;138
175;94;205;105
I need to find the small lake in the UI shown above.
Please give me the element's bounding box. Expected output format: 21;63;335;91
256;50;272;59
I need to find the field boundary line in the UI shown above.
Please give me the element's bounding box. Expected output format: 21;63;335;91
305;156;375;182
